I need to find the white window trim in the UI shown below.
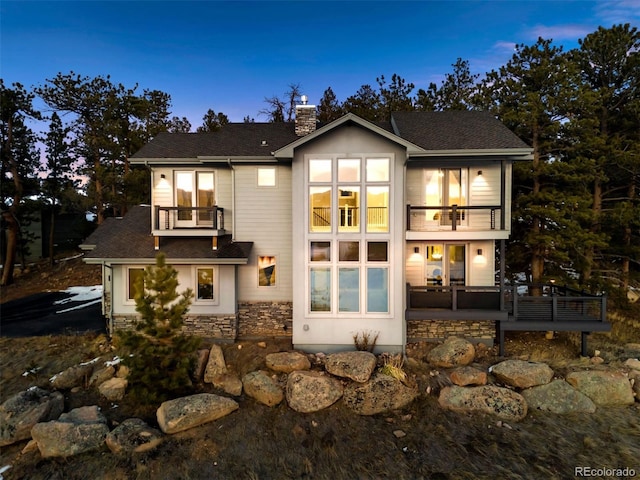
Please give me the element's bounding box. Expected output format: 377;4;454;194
257;167;277;187
124;266;146;305
193;265;220;305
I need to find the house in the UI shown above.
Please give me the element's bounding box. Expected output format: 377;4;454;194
83;102;606;354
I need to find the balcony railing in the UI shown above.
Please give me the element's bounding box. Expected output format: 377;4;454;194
154;205;224;231
407;204;503;231
312;206;389;228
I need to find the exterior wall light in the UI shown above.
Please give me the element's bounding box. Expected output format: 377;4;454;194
477;170;483;176
477;248;483;256
414;246;420;254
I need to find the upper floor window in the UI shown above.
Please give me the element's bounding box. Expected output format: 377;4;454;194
175;171;215;226
257;167;276;187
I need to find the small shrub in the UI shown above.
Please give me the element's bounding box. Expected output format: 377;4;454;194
352;330;379;352
379;353;407;384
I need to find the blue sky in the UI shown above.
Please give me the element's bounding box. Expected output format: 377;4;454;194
2;0;639;126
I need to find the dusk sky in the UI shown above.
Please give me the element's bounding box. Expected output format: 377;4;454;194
2;1;639;126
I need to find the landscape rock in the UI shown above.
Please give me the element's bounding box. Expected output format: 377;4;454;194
266;351;311;373
88;365;115;388
491;359;554;389
449;366;487;386
343;373;419;415
98;377;128;401
438;385;528;421
203;345;228;383
116;364;130;379
521;380;597;414
624;358;640;371
243;371;284;407
629;370;640;401
106;418;163;454
427;337;475;368
566;370;635;406
324;351;377;383
210;373;243;396
50;362;95;390
0;388;64;447
193;348;210;382
156;393;239;434
30;406;109;458
286;371;343;413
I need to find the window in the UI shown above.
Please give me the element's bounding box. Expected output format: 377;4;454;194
338;186;360;231
424;168;467;225
310;241;331;261
309;187;332;232
339;241;359;262
127;267;145;301
258;256;277;287
310;268;331;312
196;267;215;300
339;268;360;312
366;186;389;232
175;171;215;225
257;167;276;187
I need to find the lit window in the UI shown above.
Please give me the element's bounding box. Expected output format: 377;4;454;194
310;186;332;232
257;167;276;187
197;267;214;300
128;268;145;300
309;159;332;182
366;186;389;232
366;158;389;182
258;256;276;287
338;158;360;182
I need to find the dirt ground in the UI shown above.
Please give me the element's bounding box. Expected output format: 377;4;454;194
1;252;639;479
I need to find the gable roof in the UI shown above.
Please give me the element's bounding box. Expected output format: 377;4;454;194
131;111;531;162
82;205;252;264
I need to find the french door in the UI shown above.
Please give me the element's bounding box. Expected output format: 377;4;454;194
424;244;466;286
175;171;215;227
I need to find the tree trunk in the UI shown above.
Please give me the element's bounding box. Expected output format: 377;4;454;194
0;211;18;286
530;125;544;297
49;207;56;266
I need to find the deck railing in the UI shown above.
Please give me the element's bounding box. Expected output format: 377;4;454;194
154;205;224;231
406;204;503;231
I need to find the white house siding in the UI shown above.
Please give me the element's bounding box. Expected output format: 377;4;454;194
468;165;501;229
291;125;406;353
233;164;293;302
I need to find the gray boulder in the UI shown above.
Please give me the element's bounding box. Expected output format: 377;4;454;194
210;373;243;396
0;387;64;447
30;406;109;458
427;337;475;368
521;379;596;414
286;371;343;413
491;359;554;389
266;352;311;373
106;418;163;454
343;373;419;415
98;377;128;401
438;385;528;421
203;345;228;383
50;362;95;390
156;393;239;434
324;351;377;383
566;370;635;406
243;371;284;407
88;365;115;388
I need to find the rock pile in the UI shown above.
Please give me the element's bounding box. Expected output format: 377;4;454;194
1;337;638;460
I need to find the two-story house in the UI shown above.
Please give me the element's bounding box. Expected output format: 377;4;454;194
82;103;535;353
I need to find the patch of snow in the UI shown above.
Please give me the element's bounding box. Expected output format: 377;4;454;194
54;285;102;305
80;357;101;366
0;464;12;479
105;356;121;367
22;367;42;377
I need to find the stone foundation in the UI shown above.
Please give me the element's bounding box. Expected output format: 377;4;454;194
237;301;293;338
111;314;238;340
407;320;496;345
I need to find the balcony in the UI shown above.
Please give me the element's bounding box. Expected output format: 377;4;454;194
154;205;225;236
406;204;504;232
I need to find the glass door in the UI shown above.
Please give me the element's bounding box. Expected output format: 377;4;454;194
424;244;466;286
175;172;215;227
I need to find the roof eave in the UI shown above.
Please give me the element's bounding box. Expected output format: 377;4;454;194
84;257;249;265
409;148;533;159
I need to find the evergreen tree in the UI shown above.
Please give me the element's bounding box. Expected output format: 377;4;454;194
167;116;192;133
196;108;229;132
317;87;343;123
342;84;382;122
377;74;415;118
416;58;480;111
119;253;200;404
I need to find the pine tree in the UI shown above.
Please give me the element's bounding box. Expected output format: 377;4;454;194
119;253;200;404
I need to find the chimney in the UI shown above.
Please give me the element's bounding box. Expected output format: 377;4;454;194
295;95;317;136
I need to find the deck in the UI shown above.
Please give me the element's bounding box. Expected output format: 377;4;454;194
406;284;609;356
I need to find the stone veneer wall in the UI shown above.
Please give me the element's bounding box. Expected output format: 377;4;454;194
111;314;238;340
237;301;293;338
407;320;496;345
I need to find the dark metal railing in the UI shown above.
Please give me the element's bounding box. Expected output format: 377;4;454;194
154;205;224;231
407;204;503;231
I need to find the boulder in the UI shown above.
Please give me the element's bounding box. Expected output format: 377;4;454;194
203;345;228;383
210;373;243;396
286;371;343;413
449;366;487;386
88;365;115;388
438;385;528;422
243;371;284;407
427;337;475;368
98;377;128;401
324;351;377;383
521;380;596;414
106;418;163;454
193;348;210;381
266;352;311;373
156;393;239;434
491;360;554;389
624;358;640;371
566;370;635;406
50;362;95;390
30;406;109;458
0;387;64;447
343;373;419;415
629;370;640;401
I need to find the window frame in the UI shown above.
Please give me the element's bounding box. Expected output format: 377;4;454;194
193;265;219;305
125;266;146;304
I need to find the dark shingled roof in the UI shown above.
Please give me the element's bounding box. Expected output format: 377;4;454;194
83;205;252;262
131;112;528;159
391;111;530;150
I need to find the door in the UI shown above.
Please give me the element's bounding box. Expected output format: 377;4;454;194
424;243;466;286
175;171;215;227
